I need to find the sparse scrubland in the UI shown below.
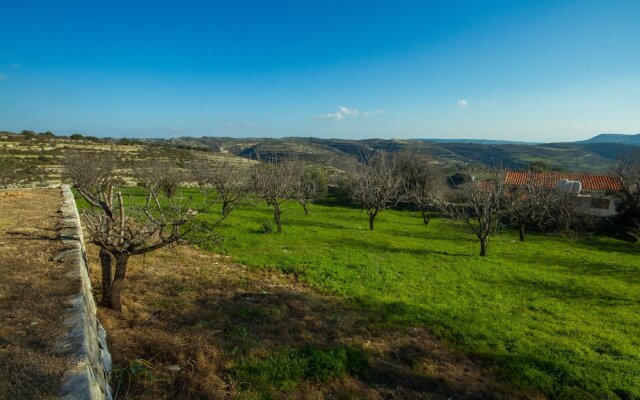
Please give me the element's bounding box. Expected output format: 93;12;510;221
91;188;640;399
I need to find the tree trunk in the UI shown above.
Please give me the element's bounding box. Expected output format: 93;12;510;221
222;201;231;217
421;211;430;225
109;253;129;312
301;201;309;215
273;203;282;233
519;224;526;242
99;248;112;307
479;238;488;256
368;210;378;231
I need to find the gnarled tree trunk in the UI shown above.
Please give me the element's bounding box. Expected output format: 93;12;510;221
519;224;526;242
109;253;129;312
99;248;113;307
479;237;488;257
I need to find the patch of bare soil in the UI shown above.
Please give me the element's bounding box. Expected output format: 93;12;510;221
0;189;76;400
87;244;543;400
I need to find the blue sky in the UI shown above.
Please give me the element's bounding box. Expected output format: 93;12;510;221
1;0;639;141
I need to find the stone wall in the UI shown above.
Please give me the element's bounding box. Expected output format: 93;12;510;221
57;185;113;400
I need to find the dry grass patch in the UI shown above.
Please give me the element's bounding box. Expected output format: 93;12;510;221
87;244;541;399
0;188;76;400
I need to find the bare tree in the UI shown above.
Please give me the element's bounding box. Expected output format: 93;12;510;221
508;180;580;242
133;160;186;198
509;180;558;241
613;149;640;229
251;159;299;233
347;151;401;230
439;169;508;256
397;152;446;225
65;152;220;311
193;159;250;217
293;165;327;215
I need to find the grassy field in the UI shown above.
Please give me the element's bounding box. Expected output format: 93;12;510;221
189;195;640;399
79;188;640;398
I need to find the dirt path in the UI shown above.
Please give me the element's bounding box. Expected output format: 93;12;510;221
87;243;542;400
0;189;76;400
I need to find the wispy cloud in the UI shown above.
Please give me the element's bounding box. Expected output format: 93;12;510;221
457;99;468;108
0;75;9;80
9;63;22;69
317;112;347;120
363;109;384;117
316;106;384;121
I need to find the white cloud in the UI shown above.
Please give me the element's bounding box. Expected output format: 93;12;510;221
338;106;360;117
317;106;383;121
457;99;468;108
317;112;347;120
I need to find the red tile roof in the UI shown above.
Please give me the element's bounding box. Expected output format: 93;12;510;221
504;171;623;192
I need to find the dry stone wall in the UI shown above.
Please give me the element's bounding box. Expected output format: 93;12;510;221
57;185;112;400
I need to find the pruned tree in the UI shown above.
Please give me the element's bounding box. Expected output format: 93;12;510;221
293;166;327;215
65;152;220;312
347;151;401;230
438;169;508;256
508;179;579;241
193;159;250;217
397;152;446;225
251;159;299;233
613;149;640;234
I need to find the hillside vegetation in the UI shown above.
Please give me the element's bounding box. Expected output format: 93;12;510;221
2;131;636;180
159;136;635;173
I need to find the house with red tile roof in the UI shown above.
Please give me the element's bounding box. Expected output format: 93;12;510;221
504;171;623;217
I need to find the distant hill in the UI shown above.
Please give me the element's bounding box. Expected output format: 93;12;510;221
159;136;634;173
414;138;538;145
581;133;640;145
2;130;636;178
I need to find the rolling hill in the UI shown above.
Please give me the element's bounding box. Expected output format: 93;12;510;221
160;135;637;173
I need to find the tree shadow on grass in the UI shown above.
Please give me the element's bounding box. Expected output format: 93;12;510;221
497;249;640;285
491;275;638;307
91;246;540;400
568;236;640;257
334;236;475;259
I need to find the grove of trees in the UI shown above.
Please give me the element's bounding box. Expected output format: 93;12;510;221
46;147;635;309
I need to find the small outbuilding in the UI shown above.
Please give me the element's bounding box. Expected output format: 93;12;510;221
504;171;624;217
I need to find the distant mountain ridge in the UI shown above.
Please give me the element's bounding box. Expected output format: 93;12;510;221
154;135;638;173
581;133;640;145
413;138;538;145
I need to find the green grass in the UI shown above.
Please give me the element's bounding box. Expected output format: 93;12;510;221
198;196;640;399
80;188;640;398
233;345;368;397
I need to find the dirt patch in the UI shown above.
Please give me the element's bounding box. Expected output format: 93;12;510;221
0;188;77;400
87;244;543;399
